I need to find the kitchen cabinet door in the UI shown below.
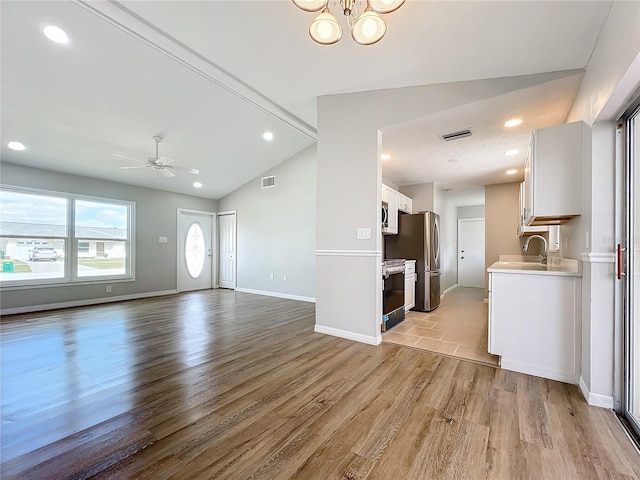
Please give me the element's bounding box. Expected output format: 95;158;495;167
397;193;413;214
489;271;580;383
524;121;589;225
404;261;416;310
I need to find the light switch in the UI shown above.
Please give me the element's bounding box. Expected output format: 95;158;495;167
159;236;168;243
357;228;372;239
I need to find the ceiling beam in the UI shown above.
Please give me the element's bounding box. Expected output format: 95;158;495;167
73;0;317;140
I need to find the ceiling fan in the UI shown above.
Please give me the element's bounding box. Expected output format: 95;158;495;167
114;136;199;178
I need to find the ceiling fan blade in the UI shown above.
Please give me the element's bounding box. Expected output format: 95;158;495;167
160;168;175;178
157;156;175;165
170;165;200;174
120;165;147;170
113;153;146;164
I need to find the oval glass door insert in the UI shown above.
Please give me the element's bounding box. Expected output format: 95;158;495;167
185;222;206;278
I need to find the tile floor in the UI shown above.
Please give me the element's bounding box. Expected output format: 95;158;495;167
382;286;500;366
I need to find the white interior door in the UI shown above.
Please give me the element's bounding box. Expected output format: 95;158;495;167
458;218;485;288
219;212;236;290
178;210;214;292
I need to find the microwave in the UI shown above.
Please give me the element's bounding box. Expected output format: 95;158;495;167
381;201;389;231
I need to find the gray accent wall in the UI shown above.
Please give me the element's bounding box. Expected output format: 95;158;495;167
217;145;316;300
0;162;217;311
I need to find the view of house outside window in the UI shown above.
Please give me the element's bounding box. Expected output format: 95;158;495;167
0;188;133;286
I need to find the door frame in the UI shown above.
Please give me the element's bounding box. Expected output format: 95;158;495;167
457;217;485;288
619;100;640;434
218;210;237;290
176;208;217;293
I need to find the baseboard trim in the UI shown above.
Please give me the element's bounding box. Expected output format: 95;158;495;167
314;324;381;346
579;376;615;408
235;287;316;303
442;284;458;296
500;359;578;385
0;289;178;316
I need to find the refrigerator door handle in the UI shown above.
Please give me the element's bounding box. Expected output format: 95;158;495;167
433;220;440;267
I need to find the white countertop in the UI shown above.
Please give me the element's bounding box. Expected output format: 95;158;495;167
487;255;581;277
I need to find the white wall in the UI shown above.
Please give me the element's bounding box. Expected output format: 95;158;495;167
399;182;435;212
217;145;316;301
563;0;640;408
0;162;218;312
439;188;485;291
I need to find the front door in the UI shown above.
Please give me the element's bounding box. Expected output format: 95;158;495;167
458;218;485;288
219;212;236;289
178;210;214;292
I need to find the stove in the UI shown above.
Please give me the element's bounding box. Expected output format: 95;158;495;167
382;259;406;331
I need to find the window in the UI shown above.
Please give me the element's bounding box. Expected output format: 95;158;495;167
0;187;134;287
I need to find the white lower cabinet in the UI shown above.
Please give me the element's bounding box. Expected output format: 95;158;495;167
405;260;416;311
488;271;581;384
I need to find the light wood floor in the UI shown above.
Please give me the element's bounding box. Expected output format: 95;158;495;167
383;286;500;366
1;290;639;479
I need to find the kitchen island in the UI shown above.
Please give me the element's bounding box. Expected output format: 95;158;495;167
487;256;581;384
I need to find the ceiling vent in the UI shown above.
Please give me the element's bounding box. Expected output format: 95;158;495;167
439;129;473;142
261;175;275;189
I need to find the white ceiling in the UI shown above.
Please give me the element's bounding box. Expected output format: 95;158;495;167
0;1;613;198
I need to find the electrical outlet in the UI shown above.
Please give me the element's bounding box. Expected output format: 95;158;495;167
270;273;274;280
283;274;287;282
106;285;112;293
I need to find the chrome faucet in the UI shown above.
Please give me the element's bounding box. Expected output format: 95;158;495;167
523;234;548;264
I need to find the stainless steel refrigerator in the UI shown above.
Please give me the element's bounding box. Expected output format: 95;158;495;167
385;211;441;311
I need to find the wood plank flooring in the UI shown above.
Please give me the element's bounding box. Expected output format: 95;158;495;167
1;289;639;479
383;286;500;366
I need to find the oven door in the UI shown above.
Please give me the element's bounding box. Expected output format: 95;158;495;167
382;271;405;330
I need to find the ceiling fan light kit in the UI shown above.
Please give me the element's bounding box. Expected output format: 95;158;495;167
293;0;404;45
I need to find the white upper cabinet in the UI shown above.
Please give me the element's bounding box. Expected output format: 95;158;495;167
397;192;413;214
524;121;589;226
517;181;549;236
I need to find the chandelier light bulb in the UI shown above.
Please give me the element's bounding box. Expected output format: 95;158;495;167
351;7;386;45
369;0;405;14
292;0;328;12
296;0;402;45
309;8;343;45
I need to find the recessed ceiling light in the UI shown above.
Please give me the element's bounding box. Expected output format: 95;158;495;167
8;141;26;151
44;25;69;44
262;131;274;141
193;182;203;188
505;149;519;156
381;153;391;160
506;169;518;175
504;118;523;128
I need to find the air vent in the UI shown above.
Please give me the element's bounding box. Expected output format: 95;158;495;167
440;129;473;142
261;175;275;189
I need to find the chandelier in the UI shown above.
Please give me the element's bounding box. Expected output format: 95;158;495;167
292;0;405;45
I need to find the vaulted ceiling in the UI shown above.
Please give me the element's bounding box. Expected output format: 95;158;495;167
0;1;613;198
